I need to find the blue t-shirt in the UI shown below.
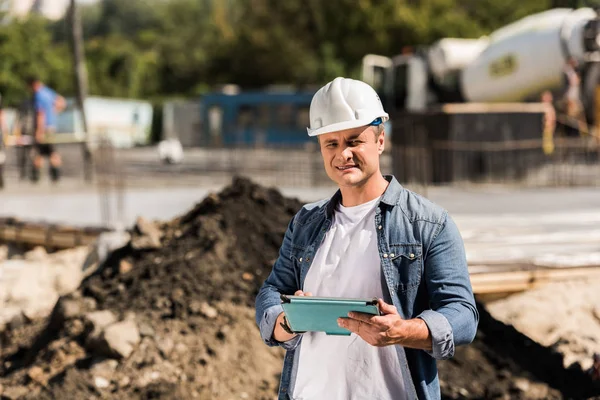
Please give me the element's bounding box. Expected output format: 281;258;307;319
33;86;58;128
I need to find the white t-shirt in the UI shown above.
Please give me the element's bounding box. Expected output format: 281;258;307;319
292;197;406;400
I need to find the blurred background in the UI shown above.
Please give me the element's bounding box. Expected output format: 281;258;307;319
0;0;599;200
0;1;600;399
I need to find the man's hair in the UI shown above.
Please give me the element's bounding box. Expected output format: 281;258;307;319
26;76;40;85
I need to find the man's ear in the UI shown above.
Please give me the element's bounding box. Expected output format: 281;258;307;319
378;131;385;154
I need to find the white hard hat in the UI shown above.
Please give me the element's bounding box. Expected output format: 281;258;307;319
307;77;389;137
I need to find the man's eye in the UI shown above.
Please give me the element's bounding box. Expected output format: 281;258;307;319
349;141;361;146
327;143;337;148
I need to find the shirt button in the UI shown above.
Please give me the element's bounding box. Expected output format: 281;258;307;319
299;258;303;262
378;225;382;230
410;253;415;259
383;253;388;258
390;253;395;257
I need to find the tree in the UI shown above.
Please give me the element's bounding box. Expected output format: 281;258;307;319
0;17;72;106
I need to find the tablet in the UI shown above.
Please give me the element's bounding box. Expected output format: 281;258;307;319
280;294;380;336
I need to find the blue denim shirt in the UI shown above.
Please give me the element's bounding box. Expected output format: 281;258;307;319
255;175;478;399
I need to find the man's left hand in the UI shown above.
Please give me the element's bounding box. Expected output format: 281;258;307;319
337;299;403;347
338;298;433;350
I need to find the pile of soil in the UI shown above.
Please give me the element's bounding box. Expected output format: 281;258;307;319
83;176;302;312
0;177;299;400
439;305;600;399
485;279;600;370
0;177;598;399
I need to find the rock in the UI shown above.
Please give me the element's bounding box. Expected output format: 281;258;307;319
27;366;47;386
131;217;162;249
512;378;530;393
171;288;185;302
157;337;175;358
2;260;60;321
65;319;85;337
0;307;22;333
138;323;155;338
53;259;83;296
84;310;117;337
118;376;131;389
175;343;188;354
82;297;97;311
200;302;218;319
8;313;25;331
136;370;160;388
119;260;133;274
24;246;47;262
94;376;110;390
123;311;137;322
242;272;254;281
101;320;140;359
90;358;118;379
188;300;202;315
57;298;81;320
82;231;131;278
1;386;29;399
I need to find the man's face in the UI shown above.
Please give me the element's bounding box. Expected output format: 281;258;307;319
318;125;384;188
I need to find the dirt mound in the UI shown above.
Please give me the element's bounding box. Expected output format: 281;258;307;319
83;176;302;313
1;177;599;399
439;303;600;399
485;279;600;370
0;177;297;399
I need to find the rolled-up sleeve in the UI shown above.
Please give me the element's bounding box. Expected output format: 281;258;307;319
255;215;302;350
418;213;479;360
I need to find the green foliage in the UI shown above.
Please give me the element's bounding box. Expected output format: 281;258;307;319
0;0;583;103
0;16;72;106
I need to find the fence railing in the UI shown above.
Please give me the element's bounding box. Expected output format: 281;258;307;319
1;136;598;191
392;136;600;188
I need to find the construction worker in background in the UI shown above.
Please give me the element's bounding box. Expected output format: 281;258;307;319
561;58;587;137
256;77;478;400
541;90;556;155
27;76;66;183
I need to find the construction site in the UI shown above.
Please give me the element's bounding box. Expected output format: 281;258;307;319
2;1;600;399
1;149;600;399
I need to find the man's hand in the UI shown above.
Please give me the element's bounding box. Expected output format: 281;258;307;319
337;298;432;351
272;290;312;342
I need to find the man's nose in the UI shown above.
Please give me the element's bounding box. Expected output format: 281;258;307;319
339;146;352;161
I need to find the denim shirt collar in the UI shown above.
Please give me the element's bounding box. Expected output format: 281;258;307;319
325;175;403;218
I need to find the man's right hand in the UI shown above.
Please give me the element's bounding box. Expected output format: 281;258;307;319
272;290;312;342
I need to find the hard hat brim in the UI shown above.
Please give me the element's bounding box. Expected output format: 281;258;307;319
307;114;389;137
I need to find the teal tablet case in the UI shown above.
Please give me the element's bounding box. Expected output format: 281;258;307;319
281;295;380;336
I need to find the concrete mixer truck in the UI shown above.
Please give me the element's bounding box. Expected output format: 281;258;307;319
362;7;600;183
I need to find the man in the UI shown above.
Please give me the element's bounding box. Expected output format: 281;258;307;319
28;77;66;182
541;90;556;155
561;58;587;137
256;77;478;399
